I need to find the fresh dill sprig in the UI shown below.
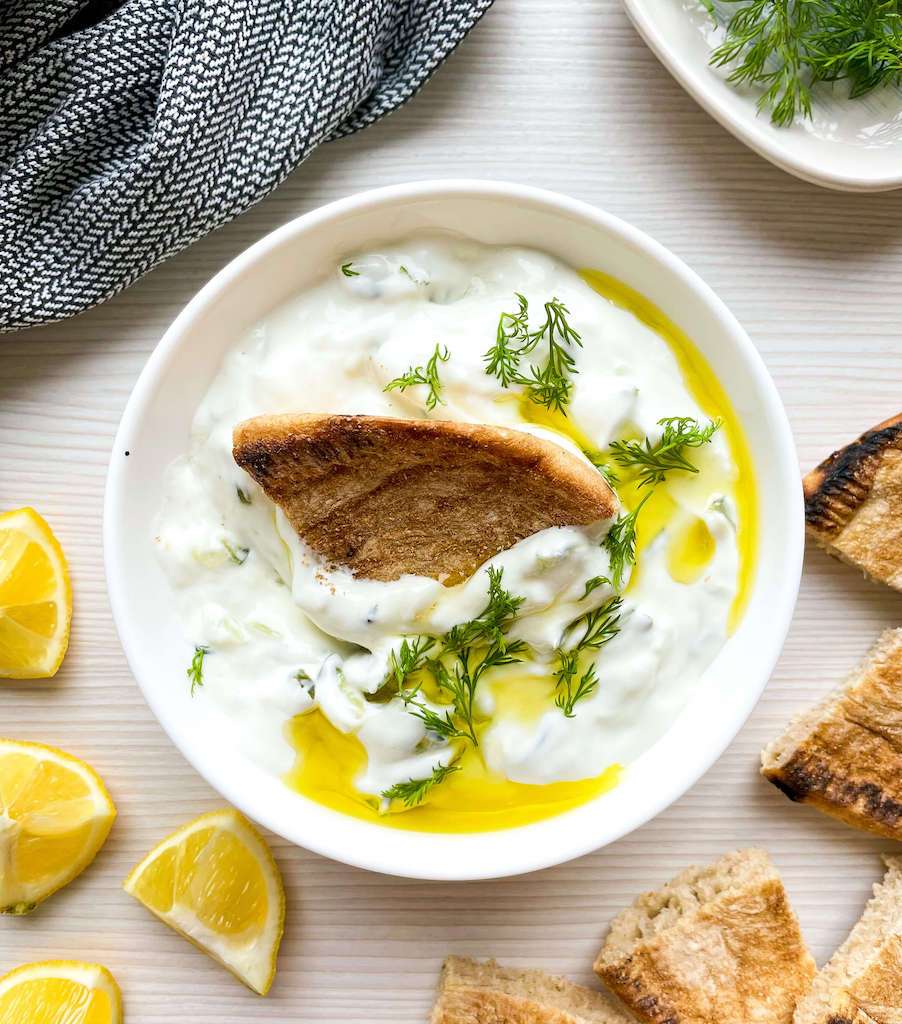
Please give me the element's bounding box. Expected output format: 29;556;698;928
603;492;652;591
394;567;527;747
554;654;600;717
341;262;359;277
483;295;583;414
236;486;252;505
708;0;902;127
484;292;530;387
566;595;623;651
552;593;622;716
443;566;525;655
437;567;527;745
384;343;450;411
187;645;209;696
524;298;583;413
388;636;436;691
381;763;461;808
401;692;465;742
436;638;527;746
609;417;720;489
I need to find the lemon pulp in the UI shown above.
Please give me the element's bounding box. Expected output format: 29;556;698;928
285;270;758;833
0;740;116;914
0;963;122;1024
0;507;72;678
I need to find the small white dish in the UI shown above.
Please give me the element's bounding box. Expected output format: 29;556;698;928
623;0;902;192
105;180;802;880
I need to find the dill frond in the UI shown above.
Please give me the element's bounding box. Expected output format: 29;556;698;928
381;762;461;807
384;343;451;411
608;417;720;489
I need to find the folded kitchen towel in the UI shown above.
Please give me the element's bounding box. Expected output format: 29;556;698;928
0;0;493;332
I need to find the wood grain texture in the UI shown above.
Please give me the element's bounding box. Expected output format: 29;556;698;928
2;1;901;1020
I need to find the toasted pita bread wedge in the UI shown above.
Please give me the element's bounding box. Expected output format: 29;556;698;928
431;956;633;1024
794;856;902;1024
232;413;617;583
803;413;902;591
594;848;815;1024
761;628;902;840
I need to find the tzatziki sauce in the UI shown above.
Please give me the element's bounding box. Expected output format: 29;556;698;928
155;233;752;831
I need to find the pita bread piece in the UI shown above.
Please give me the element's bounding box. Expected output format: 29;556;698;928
594;848;815;1024
794;856;902;1024
804;413;902;590
233;413;617;583
762;627;902;840
431;956;634;1024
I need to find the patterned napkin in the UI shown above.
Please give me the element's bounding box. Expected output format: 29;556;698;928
0;0;494;332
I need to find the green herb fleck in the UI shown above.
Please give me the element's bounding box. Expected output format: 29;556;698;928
187;645;209;696
581;576;611;601
584;449;620;487
236;487;252;505
223;540;250;565
399;264;427;284
384;343;450;411
341;262;359;277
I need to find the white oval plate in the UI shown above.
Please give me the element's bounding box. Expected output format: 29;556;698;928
105;180;803;881
624;0;902;192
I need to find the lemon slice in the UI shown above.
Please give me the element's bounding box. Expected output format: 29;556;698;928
0;960;122;1024
0;507;72;678
0;739;116;914
124;808;285;995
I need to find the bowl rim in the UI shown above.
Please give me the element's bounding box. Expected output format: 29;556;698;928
621;0;902;193
104;179;803;879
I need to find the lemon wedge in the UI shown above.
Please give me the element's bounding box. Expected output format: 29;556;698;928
0;960;122;1024
124;808;285;995
0;507;72;678
0;739;116;914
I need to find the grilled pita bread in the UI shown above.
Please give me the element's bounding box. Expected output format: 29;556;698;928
232;413;617;583
593;848;815;1024
761;628;902;840
794;856;902;1024
803;413;902;591
431;956;633;1024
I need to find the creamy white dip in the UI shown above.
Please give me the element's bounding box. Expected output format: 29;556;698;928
155;234;741;809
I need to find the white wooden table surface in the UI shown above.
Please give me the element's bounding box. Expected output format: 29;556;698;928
3;2;902;1020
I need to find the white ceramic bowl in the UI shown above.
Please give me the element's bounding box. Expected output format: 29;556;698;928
623;0;902;192
105;180;802;880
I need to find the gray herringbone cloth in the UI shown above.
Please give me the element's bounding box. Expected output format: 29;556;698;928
0;0;493;332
